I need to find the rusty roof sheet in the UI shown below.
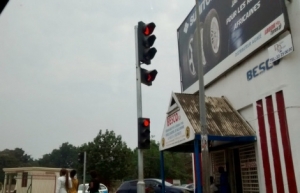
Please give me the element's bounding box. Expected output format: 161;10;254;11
174;93;255;136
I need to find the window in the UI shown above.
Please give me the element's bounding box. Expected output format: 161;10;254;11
21;172;28;187
145;180;159;188
129;181;138;187
100;184;107;190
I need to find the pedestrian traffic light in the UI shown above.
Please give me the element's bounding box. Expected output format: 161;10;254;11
140;69;158;86
137;21;157;65
78;152;84;164
138;118;150;149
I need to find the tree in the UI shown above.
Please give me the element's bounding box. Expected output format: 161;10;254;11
38;142;78;168
164;152;193;182
0;148;36;183
144;140;161;178
79;129;133;187
130;139;193;183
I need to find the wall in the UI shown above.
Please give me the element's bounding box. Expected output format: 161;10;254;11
31;171;57;193
202;1;300;192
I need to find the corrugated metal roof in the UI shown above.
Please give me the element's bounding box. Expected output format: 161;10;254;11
175;93;255;136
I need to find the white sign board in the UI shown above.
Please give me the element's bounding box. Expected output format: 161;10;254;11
268;33;294;63
160;109;195;151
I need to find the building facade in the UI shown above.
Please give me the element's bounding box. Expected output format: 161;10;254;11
175;0;300;192
2;167;71;193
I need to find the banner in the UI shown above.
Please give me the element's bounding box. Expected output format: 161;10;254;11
178;0;289;92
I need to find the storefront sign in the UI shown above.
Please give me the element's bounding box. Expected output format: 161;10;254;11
160;110;195;151
268;33;294;63
246;58;280;81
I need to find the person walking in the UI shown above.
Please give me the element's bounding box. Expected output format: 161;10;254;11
68;170;79;193
88;170;100;193
218;166;229;193
56;168;72;193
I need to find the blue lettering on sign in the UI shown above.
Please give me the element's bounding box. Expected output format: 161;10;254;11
246;59;280;81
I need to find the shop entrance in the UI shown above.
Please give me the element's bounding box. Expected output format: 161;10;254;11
210;144;259;193
238;144;259;193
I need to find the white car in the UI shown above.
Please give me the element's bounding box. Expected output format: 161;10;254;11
78;183;108;193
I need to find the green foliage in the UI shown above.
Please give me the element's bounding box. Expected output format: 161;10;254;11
144;140;161;178
130;140;193;182
0;148;36;183
79;129;133;187
38;142;78;168
1;130;193;187
164;152;193;181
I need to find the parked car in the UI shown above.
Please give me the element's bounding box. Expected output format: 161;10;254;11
78;183;108;193
180;183;194;190
116;178;192;193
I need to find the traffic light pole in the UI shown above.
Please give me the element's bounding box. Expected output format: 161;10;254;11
83;151;87;193
134;25;145;193
195;0;210;192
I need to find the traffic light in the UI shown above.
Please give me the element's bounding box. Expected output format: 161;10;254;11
140;69;158;86
137;21;158;86
137;22;157;65
138;117;151;149
78;152;84;164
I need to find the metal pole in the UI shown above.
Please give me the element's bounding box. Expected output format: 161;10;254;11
160;151;165;193
195;0;210;192
83;151;87;193
135;25;145;193
194;136;202;193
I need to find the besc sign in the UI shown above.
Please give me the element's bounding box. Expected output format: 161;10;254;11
167;111;180;126
178;0;289;92
160;110;195;151
246;58;280;81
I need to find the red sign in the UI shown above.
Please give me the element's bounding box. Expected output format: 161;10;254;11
167;112;181;127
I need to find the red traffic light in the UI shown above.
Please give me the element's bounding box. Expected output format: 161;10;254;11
147;74;152;82
143;23;156;36
137;21;157;64
138;117;151;149
141;69;158;86
143;119;150;127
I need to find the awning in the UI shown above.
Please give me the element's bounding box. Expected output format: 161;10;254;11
159;92;256;152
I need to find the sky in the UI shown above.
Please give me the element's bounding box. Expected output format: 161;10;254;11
0;0;195;159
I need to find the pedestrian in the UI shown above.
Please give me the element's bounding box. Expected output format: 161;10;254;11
210;176;218;193
56;168;72;193
68;170;79;193
218;166;229;193
88;170;100;193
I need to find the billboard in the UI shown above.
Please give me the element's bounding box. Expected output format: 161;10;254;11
178;0;289;92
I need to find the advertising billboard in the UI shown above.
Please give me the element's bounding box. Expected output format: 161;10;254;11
178;0;289;92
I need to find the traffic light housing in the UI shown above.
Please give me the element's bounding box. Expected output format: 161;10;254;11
138;117;151;149
0;0;9;15
140;69;158;86
137;21;157;65
78;152;84;164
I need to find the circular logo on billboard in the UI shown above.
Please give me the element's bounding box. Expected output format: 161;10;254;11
185;126;190;139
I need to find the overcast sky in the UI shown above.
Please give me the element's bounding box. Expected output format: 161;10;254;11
0;0;194;159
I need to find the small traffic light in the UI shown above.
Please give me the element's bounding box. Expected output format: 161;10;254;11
78;152;84;164
138;117;151;149
137;22;157;65
140;69;158;86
